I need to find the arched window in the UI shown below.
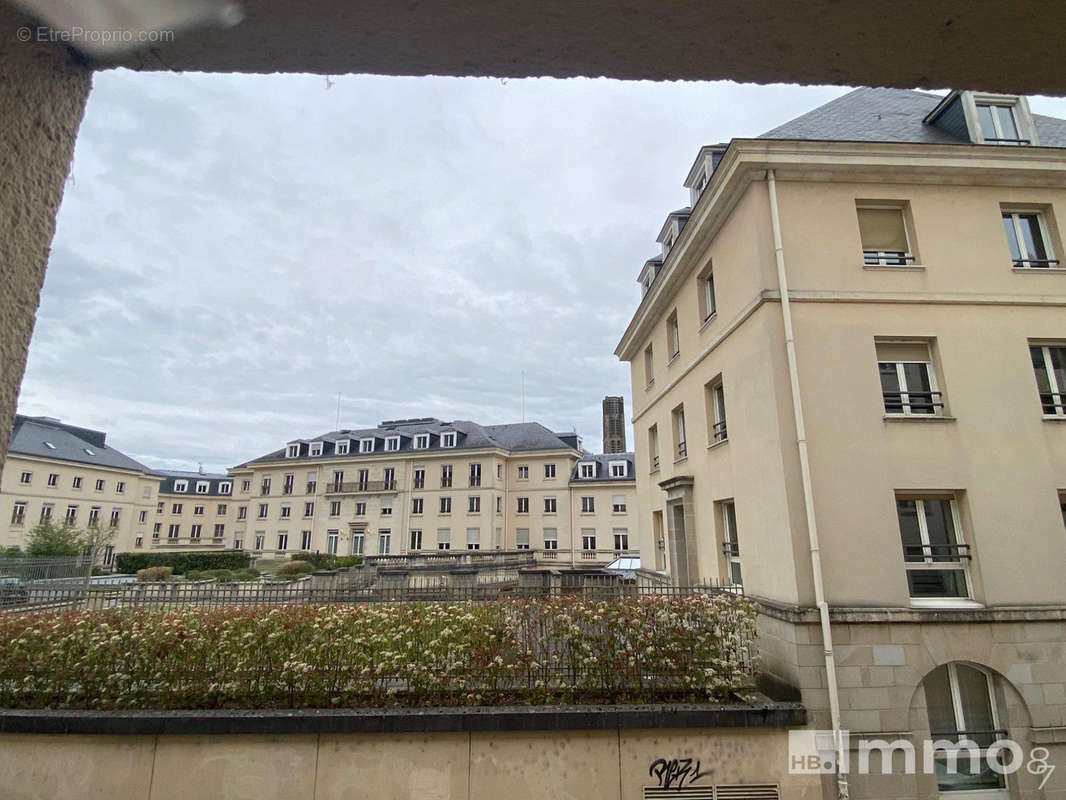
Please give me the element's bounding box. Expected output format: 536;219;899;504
923;663;1007;794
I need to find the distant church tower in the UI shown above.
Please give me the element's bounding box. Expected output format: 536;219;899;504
602;396;626;453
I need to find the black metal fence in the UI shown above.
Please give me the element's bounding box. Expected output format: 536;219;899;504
1;571;741;614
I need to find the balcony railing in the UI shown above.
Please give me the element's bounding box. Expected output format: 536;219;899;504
676;441;687;459
863;250;916;266
324;480;399;494
711;420;728;442
883;390;944;415
1040;391;1066;415
651;455;660;472
1013;257;1061;268
260;484;271;495
903;542;970;562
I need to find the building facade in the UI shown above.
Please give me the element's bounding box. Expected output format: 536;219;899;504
616;88;1066;799
0;416;161;564
228;418;636;563
148;470;236;552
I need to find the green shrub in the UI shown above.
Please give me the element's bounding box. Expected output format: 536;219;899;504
0;595;757;709
233;568;259;581
291;552;363;570
115;551;250;575
0;546;23;559
204;569;235;582
136;566;172;582
276;561;313;579
185;571;202;581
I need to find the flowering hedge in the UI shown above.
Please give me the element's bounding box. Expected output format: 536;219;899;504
0;594;755;709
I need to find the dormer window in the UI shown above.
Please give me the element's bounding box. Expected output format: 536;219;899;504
219;482;232;495
579;462;596;479
414;433;430;449
975;101;1026;145
196;481;210;494
174;480;188;492
309;441;323;457
440;432;457;448
385;436;401;452
360;438;375;453
286;443;300;458
336;439;350;455
662;229;676;258
609;461;628;478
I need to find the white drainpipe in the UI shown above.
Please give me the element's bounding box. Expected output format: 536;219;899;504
766;168;849;800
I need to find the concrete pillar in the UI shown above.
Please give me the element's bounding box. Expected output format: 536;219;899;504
0;6;92;473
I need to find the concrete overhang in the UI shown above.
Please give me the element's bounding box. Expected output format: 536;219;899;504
614;137;1066;362
1;0;1065;94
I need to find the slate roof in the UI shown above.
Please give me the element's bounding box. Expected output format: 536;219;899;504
235;418;580;467
8;415;152;474
152;469;233;497
759;86;1066;147
569;452;635;483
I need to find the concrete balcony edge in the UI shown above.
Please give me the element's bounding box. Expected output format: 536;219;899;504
0;702;805;735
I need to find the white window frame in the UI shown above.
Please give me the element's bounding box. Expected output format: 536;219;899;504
327;530;338;554
219;482;231;495
377;530;391;554
384;436;401;452
440;431;457;448
19;471;31;484
409;529;422;551
352;532;365;555
173;480;188;493
286;443;300;458
898;496;974;605
335;439;350;455
412;497;424;515
581;496;594;514
543;497;556;514
517;465;529;480
857;204;915;266
380;499;392;516
703;270;717;320
300;530;312;551
436;528;450;550
544;463;556;479
972;95;1029;145
608;460;627;478
196;481;209;494
879;357;942;416
440;497;452;514
413;434;430;449
612;495;627;513
722;501;742;587
540;528;555;550
1002;209;1058;269
711;380;728;442
579;462;596;479
668;313;680;359
1032;343;1066;416
468;495;481;513
360;438;375;453
517;497;529;514
581;530;597;551
613;528;629;551
309;441;323;457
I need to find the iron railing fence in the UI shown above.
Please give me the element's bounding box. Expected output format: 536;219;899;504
0;575;742;615
0;556;91;582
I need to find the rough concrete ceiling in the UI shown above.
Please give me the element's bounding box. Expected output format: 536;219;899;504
77;0;1064;94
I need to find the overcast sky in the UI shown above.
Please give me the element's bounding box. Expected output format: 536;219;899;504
17;75;1066;471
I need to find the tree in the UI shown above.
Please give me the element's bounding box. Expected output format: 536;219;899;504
80;522;116;593
25;519;83;557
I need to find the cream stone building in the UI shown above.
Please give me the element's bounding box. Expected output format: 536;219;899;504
0;415;161;565
228;418;636;563
147;469;236;552
616;88;1066;800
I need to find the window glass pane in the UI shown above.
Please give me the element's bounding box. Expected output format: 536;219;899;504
1050;346;1066;401
1031;346;1052;393
902;362;934;413
907;568;968;598
880;363;903;413
896;499;923;560
923;499;959;557
993;105;1020;140
955;664;995;733
1018;214;1048;261
857;207;908;252
924;665;956;735
1002;214;1023;261
977;105;997;140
